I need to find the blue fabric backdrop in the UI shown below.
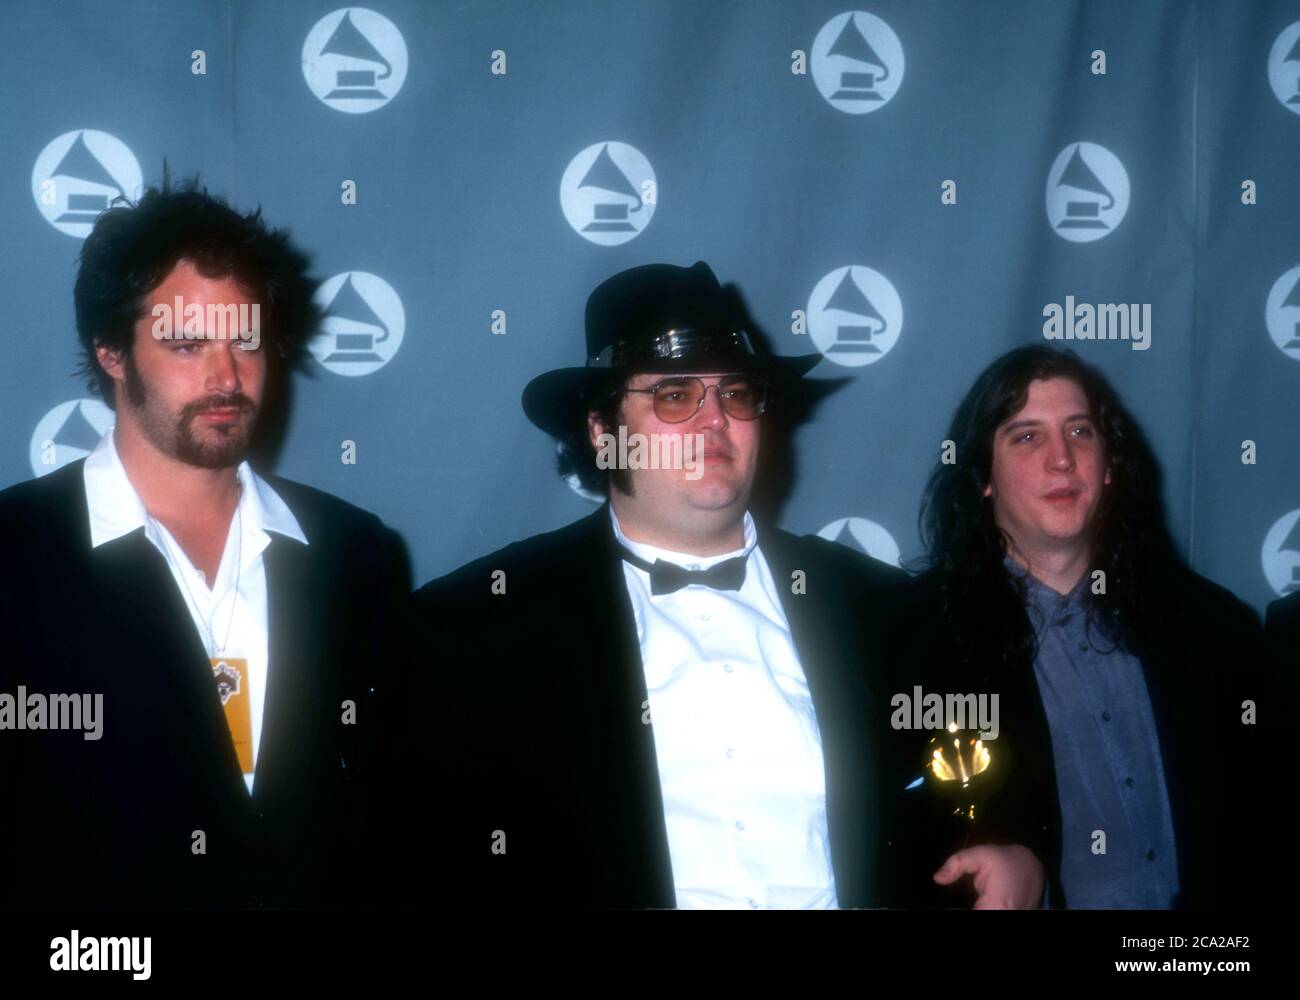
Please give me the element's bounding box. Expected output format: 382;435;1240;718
2;0;1298;613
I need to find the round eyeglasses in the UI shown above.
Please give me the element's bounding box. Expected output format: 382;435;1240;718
623;375;768;423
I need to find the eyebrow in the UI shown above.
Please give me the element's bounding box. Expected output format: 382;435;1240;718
1000;413;1095;435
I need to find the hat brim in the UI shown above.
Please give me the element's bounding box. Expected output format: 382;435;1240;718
521;352;823;440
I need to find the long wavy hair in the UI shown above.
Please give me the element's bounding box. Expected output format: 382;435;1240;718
917;345;1179;673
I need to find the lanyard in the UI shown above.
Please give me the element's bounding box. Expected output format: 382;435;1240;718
150;480;244;657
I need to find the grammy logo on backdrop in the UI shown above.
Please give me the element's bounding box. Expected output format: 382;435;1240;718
319;10;393;99
577;144;643;233
319;274;390;364
1053;145;1114;231
826;14;891;102
49;132;125;224
822;269;886;355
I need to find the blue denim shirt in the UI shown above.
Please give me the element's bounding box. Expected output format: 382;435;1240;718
1010;560;1180;908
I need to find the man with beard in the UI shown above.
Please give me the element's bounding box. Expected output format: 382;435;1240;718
0;178;409;907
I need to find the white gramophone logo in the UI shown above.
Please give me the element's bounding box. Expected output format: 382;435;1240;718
810;11;904;114
807;266;902;367
1262;509;1300;596
818;517;902;567
29;399;115;476
303;7;408;113
1268;21;1300;113
1266;265;1300;361
1046;142;1130;242
560;142;656;245
31;130;143;239
309;272;405;376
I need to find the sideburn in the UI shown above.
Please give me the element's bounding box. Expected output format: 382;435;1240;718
122;350;147;408
609;464;634;497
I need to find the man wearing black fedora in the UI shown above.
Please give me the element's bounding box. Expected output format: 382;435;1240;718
410;262;1044;908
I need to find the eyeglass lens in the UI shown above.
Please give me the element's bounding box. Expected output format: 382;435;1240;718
651;376;765;423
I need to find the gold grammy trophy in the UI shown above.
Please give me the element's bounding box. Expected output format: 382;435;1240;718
926;721;994;844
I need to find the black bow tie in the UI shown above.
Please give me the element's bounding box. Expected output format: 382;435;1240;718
619;546;748;596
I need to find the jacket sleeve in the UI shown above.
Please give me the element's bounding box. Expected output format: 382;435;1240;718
350;522;413;907
384;563;504;905
877;573;1059;908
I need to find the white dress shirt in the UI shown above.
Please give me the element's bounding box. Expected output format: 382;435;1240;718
610;506;838;909
82;428;307;794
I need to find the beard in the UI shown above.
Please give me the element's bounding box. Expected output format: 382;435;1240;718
123;356;258;469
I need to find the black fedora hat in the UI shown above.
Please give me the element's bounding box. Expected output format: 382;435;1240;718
522;261;822;439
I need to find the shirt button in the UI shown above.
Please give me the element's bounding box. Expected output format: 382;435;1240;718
1125;777;1135;788
1101;711;1111;722
1146;849;1156;862
701;613;711;622
723;663;734;673
726;748;735;758
735;820;745;831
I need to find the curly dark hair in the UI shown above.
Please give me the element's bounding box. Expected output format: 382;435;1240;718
73;168;320;406
917;345;1179;672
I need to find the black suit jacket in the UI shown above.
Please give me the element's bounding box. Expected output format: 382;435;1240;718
886;564;1269;909
1265;591;1299;711
406;506;991;908
1265;590;1300;642
1265;592;1297;814
0;460;409;908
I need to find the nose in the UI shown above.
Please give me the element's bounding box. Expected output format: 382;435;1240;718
691;383;730;431
1045;430;1076;472
206;342;242;395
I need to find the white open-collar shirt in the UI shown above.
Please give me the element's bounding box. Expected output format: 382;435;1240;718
610;505;837;909
82;428;307;794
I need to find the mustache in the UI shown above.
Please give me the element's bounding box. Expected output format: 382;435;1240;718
698;431;734;454
180;394;255;420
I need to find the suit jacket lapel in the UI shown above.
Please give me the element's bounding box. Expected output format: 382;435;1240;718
759;526;883;908
254;532;326;806
88;529;251;809
1128;607;1197;902
573;509;676;906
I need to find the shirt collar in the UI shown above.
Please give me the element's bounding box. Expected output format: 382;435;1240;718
608;503;756;571
1003;553;1089;615
82;427;307;549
